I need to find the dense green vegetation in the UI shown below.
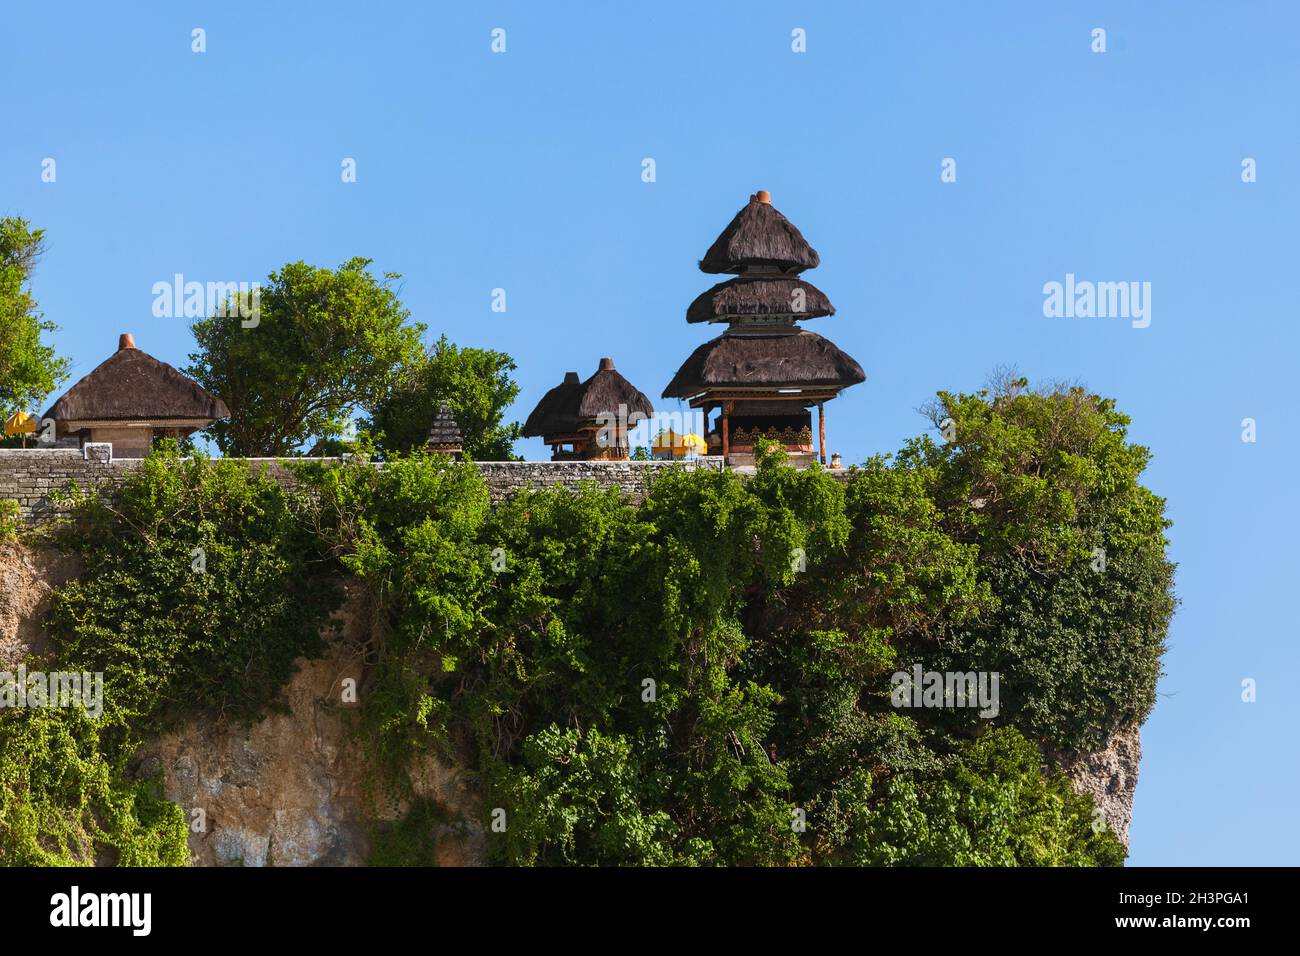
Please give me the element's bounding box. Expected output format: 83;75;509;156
185;259;522;460
186;257;425;457
0;217;69;420
366;334;523;461
0;499;18;542
0;380;1173;867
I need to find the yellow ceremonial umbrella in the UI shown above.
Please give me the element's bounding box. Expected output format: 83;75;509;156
4;411;37;446
4;411;36;434
651;429;708;459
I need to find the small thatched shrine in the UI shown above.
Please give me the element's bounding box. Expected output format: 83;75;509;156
522;357;653;460
43;333;229;458
663;190;864;467
426;403;463;457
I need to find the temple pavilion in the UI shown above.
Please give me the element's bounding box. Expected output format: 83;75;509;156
522;357;653;460
662;190;864;467
43;333;229;458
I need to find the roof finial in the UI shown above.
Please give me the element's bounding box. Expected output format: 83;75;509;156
754;190;771;205
598;357;615;371
118;333;136;350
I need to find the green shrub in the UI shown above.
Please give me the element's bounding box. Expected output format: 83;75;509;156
46;444;339;726
0;700;187;866
0;499;18;542
829;727;1126;866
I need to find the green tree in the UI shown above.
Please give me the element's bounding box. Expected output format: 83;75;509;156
834;727;1126;866
0;218;69;416
901;378;1175;750
367;335;522;460
186;257;424;456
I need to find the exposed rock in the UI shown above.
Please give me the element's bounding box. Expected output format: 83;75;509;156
0;541;80;667
3;546;484;867
150;647;374;866
1053;723;1142;846
147;588;484;866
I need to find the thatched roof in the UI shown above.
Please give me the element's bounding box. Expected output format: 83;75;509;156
698;192;821;275
662;329;865;398
426;403;463;447
686;276;834;324
521;371;584;437
522;358;653;437
44;334;229;422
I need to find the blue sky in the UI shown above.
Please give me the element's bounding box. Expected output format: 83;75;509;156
3;1;1297;865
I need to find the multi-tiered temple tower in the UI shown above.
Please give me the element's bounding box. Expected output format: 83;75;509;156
662;191;864;467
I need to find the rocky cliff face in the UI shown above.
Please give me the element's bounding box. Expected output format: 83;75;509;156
140;637;485;867
1;541;1138;861
1;543;484;866
1055;723;1142;845
0;542;79;667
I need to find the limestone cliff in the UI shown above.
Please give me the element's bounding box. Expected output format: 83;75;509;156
1;541;1138;861
1055;723;1142;845
1;543;484;866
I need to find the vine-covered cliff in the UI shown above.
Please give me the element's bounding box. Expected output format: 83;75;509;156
0;381;1174;866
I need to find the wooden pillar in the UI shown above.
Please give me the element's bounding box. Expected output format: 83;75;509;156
721;404;731;463
817;402;826;465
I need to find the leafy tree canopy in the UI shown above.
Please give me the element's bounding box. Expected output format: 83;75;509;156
366;334;522;461
186;257;425;457
0;218;70;416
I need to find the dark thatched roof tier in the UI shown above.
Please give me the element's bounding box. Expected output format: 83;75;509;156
662;330;865;398
698;193;821;275
521;371;583;437
44;335;230;422
426;403;463;446
522;358;654;438
686;276;834;324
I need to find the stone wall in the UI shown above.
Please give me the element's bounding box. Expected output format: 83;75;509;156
0;449;142;523
475;459;723;503
0;449;727;524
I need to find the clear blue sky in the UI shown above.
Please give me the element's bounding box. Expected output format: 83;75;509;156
3;1;1296;865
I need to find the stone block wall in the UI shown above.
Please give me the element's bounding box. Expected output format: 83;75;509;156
0;451;729;524
0;449;143;523
474;459;722;503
